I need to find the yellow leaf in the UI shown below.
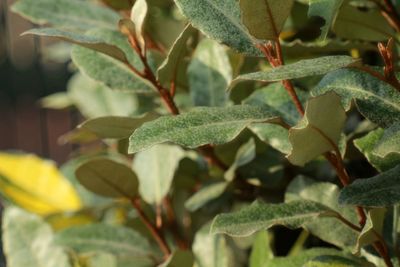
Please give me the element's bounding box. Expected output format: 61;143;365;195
0;153;82;215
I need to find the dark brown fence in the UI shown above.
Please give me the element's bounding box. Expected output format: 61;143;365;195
0;0;76;164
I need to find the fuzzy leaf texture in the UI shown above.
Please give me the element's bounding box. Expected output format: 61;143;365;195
128;105;281;153
339;165;400;207
11;0;120;31
174;0;261;56
229;56;359;90
211;200;334;237
71;29;154;93
313;68;400;128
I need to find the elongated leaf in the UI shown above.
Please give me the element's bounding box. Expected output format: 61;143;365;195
287;92;346;166
225;138;256;181
130;0;148;50
313;67;400;128
354;128;400;172
174;0;261;56
72;29;154;93
267;248;357;267
249;231;274;267
339;165;400;207
240;0;294;40
354;208;386;254
157;25;196;86
189;39;231;107
211;200;333;237
159;250;194;267
308;0;345;40
24;28;127;63
304;255;373;267
229;56;359;90
129;105;281;153
79;113;159;139
285;176;358;249
11;0;120;31
54;224;154;258
0;153;81;215
68;74;139;119
243;83;307;154
185;182;229;212
373;123;400;158
76;158;139;199
3;207;71;267
132;144;185;204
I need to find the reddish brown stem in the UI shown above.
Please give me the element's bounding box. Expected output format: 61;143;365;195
131;199;171;258
162;197;189;250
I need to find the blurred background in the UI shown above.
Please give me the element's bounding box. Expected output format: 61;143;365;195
0;0;75;164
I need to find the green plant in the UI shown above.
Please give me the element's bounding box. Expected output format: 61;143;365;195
2;0;400;266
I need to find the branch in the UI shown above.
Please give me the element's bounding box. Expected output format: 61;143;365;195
131;198;171;258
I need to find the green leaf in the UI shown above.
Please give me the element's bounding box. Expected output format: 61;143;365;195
243;83;307;154
339;164;400;207
157;24;196;86
229;56;359;90
11;0;120;31
188;39;232;107
54;223;157;263
239;0;294;40
159;250;194;267
266;248;360;267
287;92;346;166
308;0;345;40
24;28;128;63
285;176;359;249
211;200;333;237
304;255;374;267
354;128;400;172
67;74;139;119
79;113;159;139
185;182;229;212
130;0;148;50
225;138;256;181
128;105;281;153
249;231;274;267
334;4;395;41
192;223;233;267
173;0;261;56
2;207;71;267
354;208;386;254
71;29;154;93
373;123;400;158
132;144;185;204
313;67;400;128
76;158;139;199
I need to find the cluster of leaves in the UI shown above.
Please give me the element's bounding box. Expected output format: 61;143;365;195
1;0;400;266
